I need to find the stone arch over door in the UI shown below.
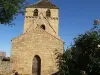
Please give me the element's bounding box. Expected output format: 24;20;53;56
32;55;41;75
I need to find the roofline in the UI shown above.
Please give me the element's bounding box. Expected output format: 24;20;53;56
25;0;59;9
26;7;59;9
12;26;63;43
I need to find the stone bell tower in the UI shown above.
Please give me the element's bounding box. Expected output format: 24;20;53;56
11;0;64;75
24;0;59;37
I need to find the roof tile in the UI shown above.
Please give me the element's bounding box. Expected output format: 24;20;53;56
27;0;58;9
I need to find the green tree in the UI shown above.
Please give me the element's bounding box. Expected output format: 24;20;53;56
58;49;81;75
58;25;100;75
58;50;72;75
0;0;27;25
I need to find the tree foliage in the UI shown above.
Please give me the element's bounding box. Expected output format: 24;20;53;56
58;25;100;75
0;0;27;25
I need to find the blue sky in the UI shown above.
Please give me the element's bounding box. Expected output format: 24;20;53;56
0;0;100;56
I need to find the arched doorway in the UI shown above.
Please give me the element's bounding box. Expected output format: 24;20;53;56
32;55;41;75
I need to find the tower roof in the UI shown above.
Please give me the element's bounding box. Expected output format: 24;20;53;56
27;0;58;9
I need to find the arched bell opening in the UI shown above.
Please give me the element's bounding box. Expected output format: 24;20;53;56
34;9;38;16
46;9;51;17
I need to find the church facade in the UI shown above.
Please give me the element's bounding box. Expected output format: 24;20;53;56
0;0;64;75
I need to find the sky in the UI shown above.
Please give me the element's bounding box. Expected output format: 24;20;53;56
0;0;100;56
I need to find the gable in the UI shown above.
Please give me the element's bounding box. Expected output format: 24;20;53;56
12;26;64;52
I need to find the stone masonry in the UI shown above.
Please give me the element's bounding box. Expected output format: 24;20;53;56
0;0;64;75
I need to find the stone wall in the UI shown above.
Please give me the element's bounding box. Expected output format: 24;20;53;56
0;52;6;57
0;60;11;75
11;27;64;75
